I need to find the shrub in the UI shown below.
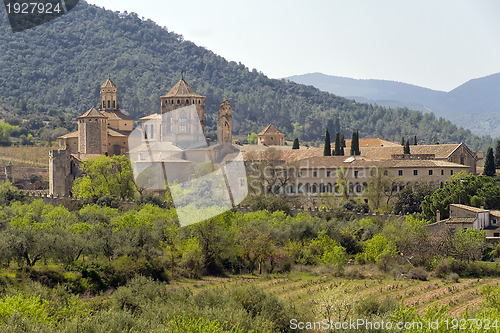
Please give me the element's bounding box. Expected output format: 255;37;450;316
446;273;460;283
407;267;429;281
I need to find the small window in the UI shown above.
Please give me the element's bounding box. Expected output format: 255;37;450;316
398;170;403;176
494;233;500;237
451;170;454;175
413;170;418;176
298;171;302;178
313;171;317;177
429;170;433;176
354;171;359;178
384;170;388;176
492;219;498;225
441;170;444;175
327;171;331;177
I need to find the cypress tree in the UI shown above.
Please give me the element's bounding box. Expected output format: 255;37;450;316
404;139;410;154
350;131;356;156
355;130;360;155
495;140;500;169
333;132;341;156
484;147;496;176
292;138;299;149
413;135;417;145
323;129;331;156
340;134;346;148
401;137;405;146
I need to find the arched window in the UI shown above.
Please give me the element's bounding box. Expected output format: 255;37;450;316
113;101;115;108
177;100;180;104
186;99;190;104
311;184;317;193
298;183;304;194
108;100;110;108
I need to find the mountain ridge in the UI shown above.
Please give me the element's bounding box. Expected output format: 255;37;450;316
0;1;493;151
286;72;500;138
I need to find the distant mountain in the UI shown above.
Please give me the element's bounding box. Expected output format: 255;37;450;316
286;73;500;138
0;1;493;151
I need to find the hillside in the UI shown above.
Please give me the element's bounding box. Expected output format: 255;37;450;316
0;1;493;151
287;73;500;138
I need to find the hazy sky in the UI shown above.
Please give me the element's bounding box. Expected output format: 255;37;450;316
85;0;500;92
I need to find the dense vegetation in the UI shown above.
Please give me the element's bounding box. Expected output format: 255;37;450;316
2;177;500;330
0;1;494;150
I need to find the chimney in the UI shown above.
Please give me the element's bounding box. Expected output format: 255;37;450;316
436;210;441;222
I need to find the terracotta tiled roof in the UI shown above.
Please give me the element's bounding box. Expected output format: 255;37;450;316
360;144;462;160
445;217;477;224
71;153;102;161
77;107;107;119
101;110;133;121
101;75;117;89
57;131;79;139
257;124;285;136
107;129;127;137
140;114;161;121
451;204;488;213
161;78;203;98
344;138;400;148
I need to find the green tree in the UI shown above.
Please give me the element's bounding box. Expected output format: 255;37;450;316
484;147;496;176
247;132;258;145
394;184;433;215
454;229;486;262
333;132;341;156
422;173;500;220
413;135;417;145
0;122;19;146
401;136;405;146
363;234;397;264
404;139;411;154
73;155;135;200
495;140;500;169
323;129;331;156
292;138;299;149
349;130;360;156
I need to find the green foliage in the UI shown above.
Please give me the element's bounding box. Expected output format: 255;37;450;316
292;137;299;149
404;139;411;154
363;234;397;264
0;294;50;324
422;173;500;220
0;122;19;146
323;129;331;156
247;132;258;145
484;146;496;176
350;131;360;156
495;140;500;169
0;181;25;206
394;184;433;215
73;155;135;200
333;132;341;156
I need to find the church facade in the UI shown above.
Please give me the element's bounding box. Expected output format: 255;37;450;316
49;76;233;197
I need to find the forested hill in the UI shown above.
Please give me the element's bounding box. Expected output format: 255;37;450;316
0;1;493;150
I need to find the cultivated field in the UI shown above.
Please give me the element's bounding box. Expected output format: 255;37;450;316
0;145;54;167
173;272;500;320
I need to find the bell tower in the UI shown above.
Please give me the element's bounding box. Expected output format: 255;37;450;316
217;99;232;143
100;74;119;112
